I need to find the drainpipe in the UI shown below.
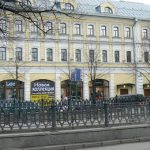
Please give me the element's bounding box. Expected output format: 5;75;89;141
132;18;138;94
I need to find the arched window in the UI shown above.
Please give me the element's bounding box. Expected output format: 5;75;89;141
60;23;67;34
65;3;74;10
105;7;113;14
101;25;107;36
113;26;119;37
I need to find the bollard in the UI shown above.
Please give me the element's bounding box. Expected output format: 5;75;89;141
104;102;109;127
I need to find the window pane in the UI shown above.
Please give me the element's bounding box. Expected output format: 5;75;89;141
102;50;107;62
65;3;74;10
113;27;119;37
0;47;6;60
74;24;81;35
105;7;113;13
15;20;23;32
125;27;130;38
0;19;7;31
115;51;119;62
89;50;94;62
88;25;94;36
101;26;107;36
144;52;149;62
60;23;66;34
76;49;81;62
61;49;67;61
32;48;38;61
16;47;22;61
47;48;53;61
31;21;38;32
127;51;131;62
46;22;52;33
143;29;148;38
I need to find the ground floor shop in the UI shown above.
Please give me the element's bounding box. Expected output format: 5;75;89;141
0;72;148;101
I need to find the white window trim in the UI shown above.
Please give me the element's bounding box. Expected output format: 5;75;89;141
101;49;109;63
87;23;95;36
45;48;54;62
30;47;39;61
125;50;132;63
112;25;120;37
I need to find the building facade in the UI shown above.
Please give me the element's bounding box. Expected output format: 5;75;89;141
0;0;150;102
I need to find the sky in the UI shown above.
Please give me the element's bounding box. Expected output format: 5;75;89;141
119;0;150;5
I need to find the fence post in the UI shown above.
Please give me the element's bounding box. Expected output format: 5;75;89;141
104;102;108;127
51;100;56;130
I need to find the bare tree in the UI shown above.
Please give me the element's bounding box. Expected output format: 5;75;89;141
0;0;79;36
84;49;106;104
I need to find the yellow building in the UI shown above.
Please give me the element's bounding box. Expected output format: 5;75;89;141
0;0;150;101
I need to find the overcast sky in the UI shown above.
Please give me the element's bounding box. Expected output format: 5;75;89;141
119;0;150;5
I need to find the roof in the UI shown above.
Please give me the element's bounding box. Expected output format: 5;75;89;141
75;0;150;20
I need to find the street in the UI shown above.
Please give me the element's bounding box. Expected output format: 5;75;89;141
77;142;150;150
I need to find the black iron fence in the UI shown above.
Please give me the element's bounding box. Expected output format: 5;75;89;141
0;97;150;132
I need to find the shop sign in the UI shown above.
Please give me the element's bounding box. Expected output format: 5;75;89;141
31;80;55;102
6;80;16;87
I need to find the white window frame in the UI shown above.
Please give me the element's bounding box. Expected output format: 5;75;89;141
15;20;23;32
87;24;94;36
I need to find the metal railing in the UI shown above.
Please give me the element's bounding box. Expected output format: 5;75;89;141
0;97;150;132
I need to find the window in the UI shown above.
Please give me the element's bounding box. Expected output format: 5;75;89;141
89;50;94;62
31;48;38;61
125;27;131;38
142;29;148;39
87;25;94;36
74;24;81;35
47;48;53;61
102;50;107;62
61;49;67;61
0;19;7;31
113;26;119;37
76;49;81;62
31;21;38;33
65;3;74;10
101;25;107;37
15;20;23;32
60;23;67;34
126;51;131;63
16;47;22;61
0;47;6;60
105;7;113;14
144;52;149;63
115;51;120;62
46;22;52;33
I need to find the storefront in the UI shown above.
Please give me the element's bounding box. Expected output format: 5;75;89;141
117;83;134;95
89;79;109;99
0;80;24;100
61;80;83;98
143;84;150;96
31;79;55;103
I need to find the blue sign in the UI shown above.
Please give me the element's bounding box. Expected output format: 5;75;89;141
71;69;81;81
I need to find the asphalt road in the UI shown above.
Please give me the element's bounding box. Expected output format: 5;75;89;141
77;142;150;150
